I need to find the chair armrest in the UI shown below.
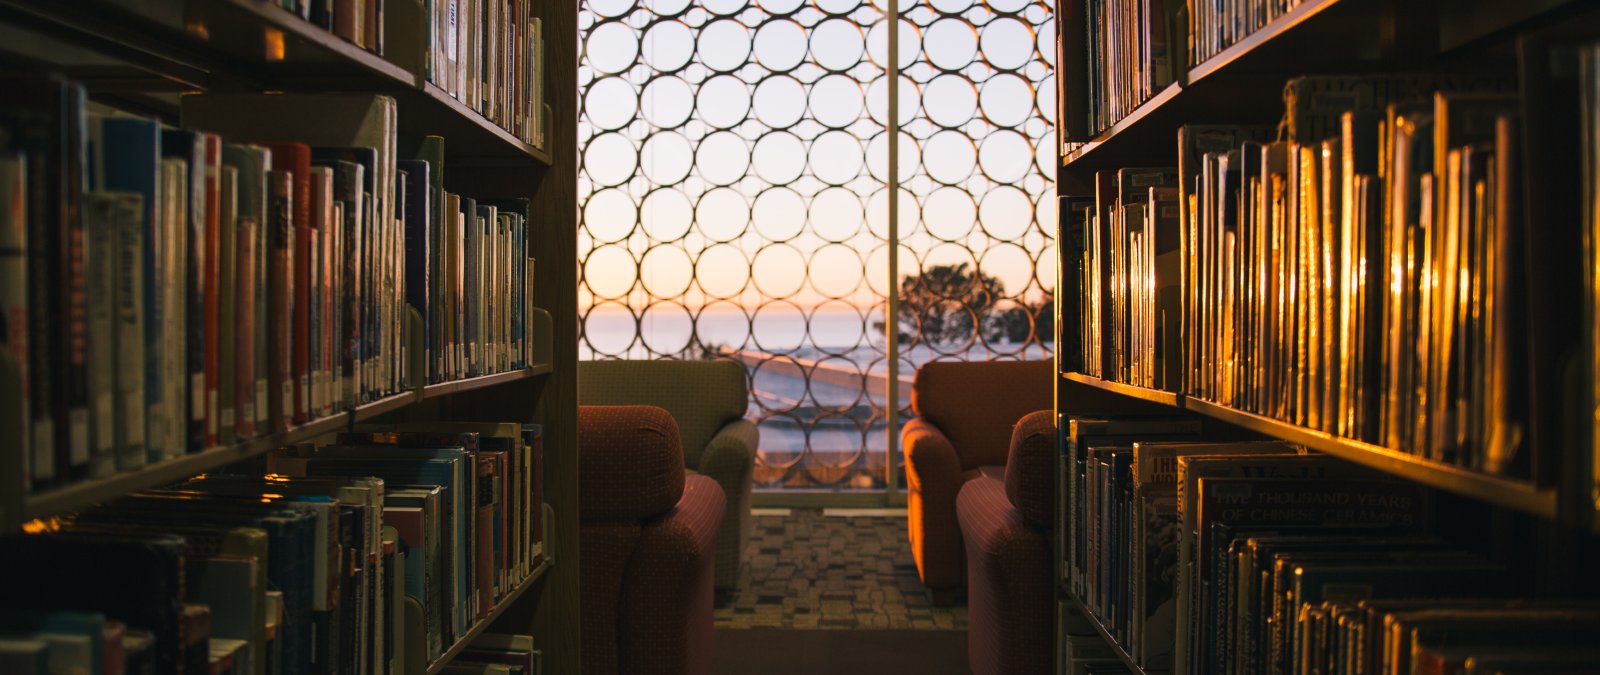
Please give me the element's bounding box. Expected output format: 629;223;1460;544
619;475;725;674
902;418;962;493
695;418;757;486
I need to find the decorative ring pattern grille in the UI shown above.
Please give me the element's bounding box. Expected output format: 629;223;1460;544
578;0;1056;490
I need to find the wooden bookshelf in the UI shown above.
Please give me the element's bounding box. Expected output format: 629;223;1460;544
21;365;555;522
426;560;552;675
1065;593;1147;675
0;0;580;671
0;0;552;169
1059;0;1433;176
420;367;544;399
1062;372;1183;407
1060;373;1559;519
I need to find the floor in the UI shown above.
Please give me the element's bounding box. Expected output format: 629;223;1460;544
713;508;969;631
710;627;968;675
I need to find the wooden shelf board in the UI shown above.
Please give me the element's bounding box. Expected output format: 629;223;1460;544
1058;372;1559;519
22;367;550;520
1065;592;1149;675
1062;81;1182;167
1186;0;1348;83
421;368;536;399
202;0;415;85
1182;397;1559;519
24;410;348;519
412;81;550;166
428;560;551;674
355;391;422;422
1059;0;1395;174
528;362;553;376
1063;372;1184;407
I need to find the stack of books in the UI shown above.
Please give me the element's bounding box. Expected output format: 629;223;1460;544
1060;415;1600;674
425;0;548;149
0;423;544;675
0;76;540;504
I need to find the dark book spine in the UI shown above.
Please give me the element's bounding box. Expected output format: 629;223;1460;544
202;136;221;449
266;171;294;434
61;85;90;479
400;162;430;381
7;91;59;491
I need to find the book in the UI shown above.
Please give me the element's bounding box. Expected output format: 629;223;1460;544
91;115;164;471
0;152;26;520
83;192;135;479
0;74;91;488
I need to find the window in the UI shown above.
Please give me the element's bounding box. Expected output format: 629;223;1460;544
578;0;1055;491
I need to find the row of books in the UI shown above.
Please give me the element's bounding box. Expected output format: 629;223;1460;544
1078;0;1181;138
0;78;540;500
1189;0;1302;66
426;0;548;149
1070;73;1529;477
273;0;387;55
263;0;548;149
0;422;545;675
1060;416;1600;675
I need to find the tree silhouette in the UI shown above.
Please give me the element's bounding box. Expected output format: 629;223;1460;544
889;263;1006;345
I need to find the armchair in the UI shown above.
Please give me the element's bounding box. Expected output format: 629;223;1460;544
959;410;1057;675
578;359;755;591
901;360;1052;595
578;405;725;675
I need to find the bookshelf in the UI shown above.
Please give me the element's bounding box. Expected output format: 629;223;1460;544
1056;0;1600;671
1059;0;1439;175
1062;373;1560;518
1065;594;1146;675
425;560;550;675
0;0;581;672
22;366;555;523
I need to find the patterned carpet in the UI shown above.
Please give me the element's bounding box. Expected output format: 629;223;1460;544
714;509;969;630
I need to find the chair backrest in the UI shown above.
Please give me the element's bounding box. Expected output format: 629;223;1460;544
911;360;1053;469
579;359;749;469
1005;410;1057;530
577;405;686;523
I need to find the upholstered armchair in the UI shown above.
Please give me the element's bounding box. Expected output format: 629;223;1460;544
578;405;725;675
958;410;1056;675
901;360;1052;597
578;359;755;591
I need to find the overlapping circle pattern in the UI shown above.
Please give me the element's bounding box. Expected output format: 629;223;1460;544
577;0;1056;489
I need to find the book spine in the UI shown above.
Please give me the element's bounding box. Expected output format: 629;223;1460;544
160;159;187;463
0;154;28;502
62;86;91;481
218;165;237;445
293;161;312;426
202;136;221;450
253;165;270;436
267;170;294;434
181;137;206;455
112;192;147;471
321;174;336;417
235;212;257;440
83;193;118;479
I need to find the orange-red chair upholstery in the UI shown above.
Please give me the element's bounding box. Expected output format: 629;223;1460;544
959;409;1056;675
902;360;1052;592
579;405;725;675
